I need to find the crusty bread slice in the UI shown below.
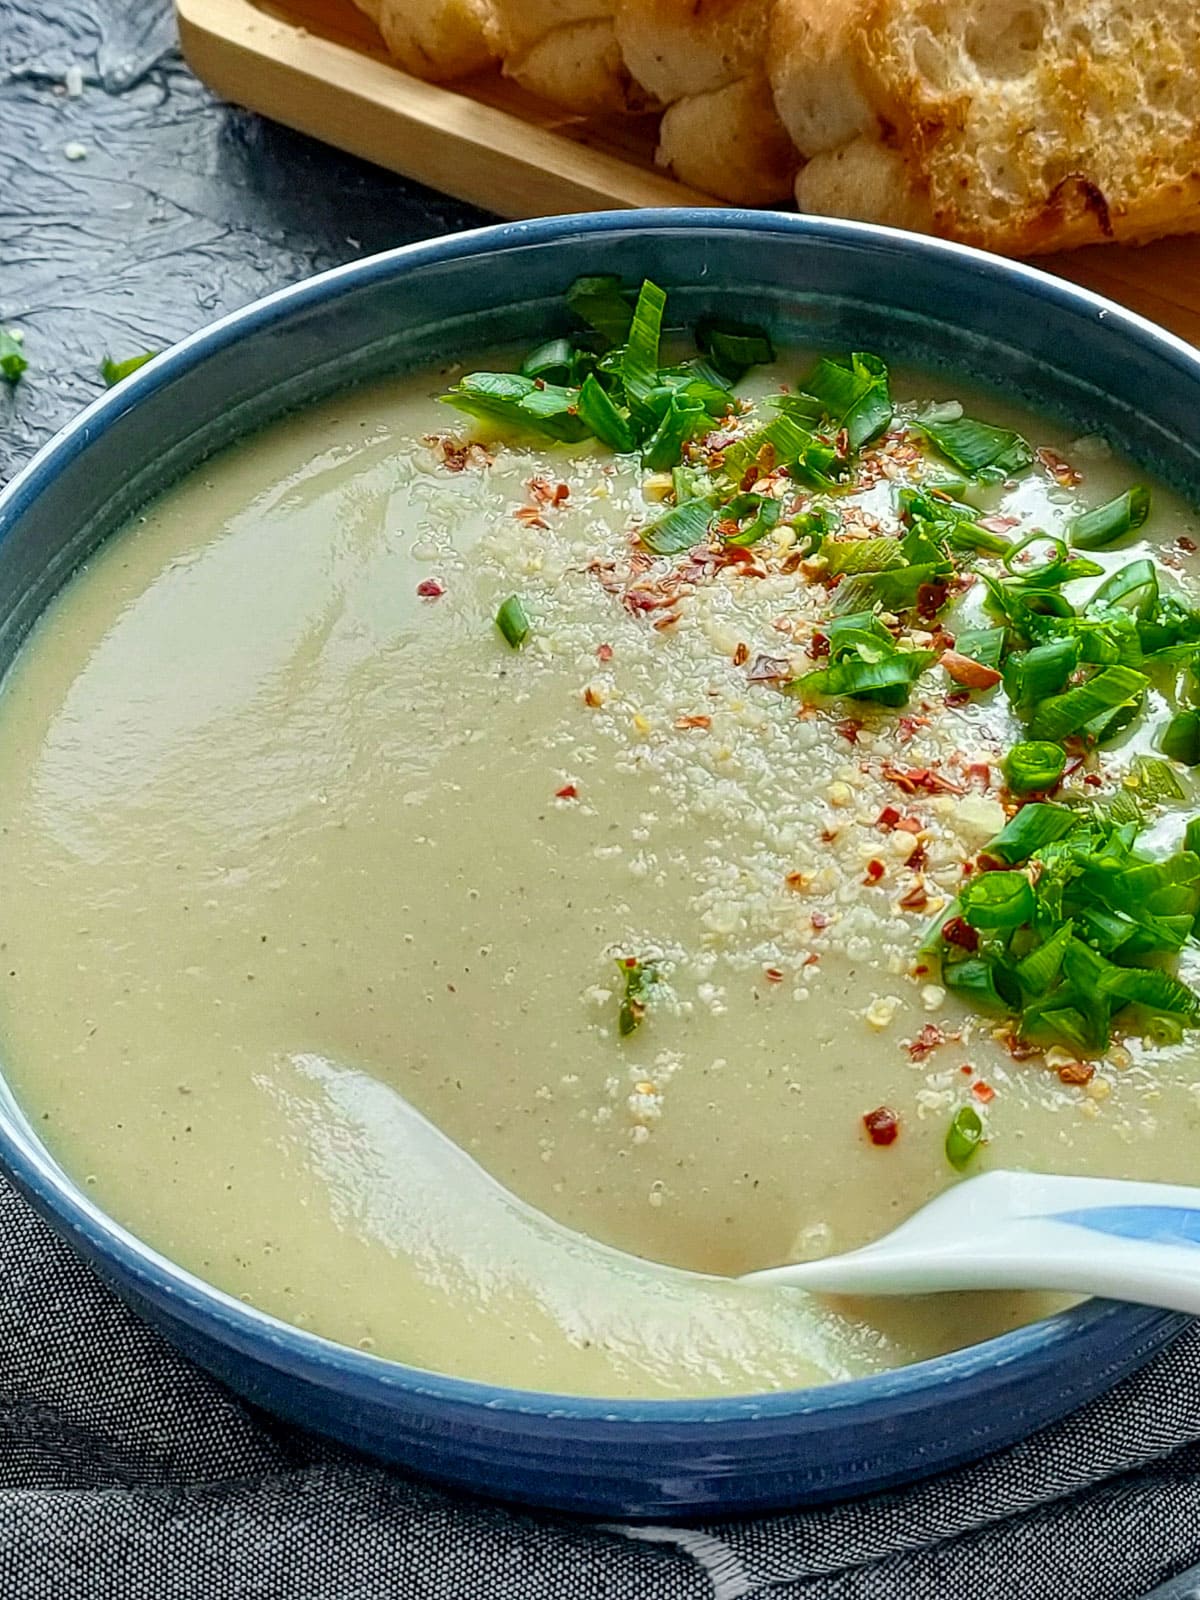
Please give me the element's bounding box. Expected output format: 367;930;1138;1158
771;0;1200;254
352;0;497;80
614;0;797;202
487;2;646;113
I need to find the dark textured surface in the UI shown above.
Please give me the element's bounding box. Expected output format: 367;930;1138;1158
0;0;490;479
7;5;1200;1595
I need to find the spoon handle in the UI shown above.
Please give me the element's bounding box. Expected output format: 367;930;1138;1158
742;1171;1200;1313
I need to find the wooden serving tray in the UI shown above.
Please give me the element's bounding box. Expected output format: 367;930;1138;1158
178;0;1200;347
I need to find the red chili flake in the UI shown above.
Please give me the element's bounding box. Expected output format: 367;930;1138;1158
916;581;949;620
820;826;839;843
908;1023;946;1061
1083;773;1102;788
526;477;570;507
1037;446;1082;486
555;783;578;800
514;506;549;528
836;718;865;745
942;916;980;951
732;641;750;667
967;761;992;788
416;578;445;599
972;1080;996;1104
1178;535;1198;554
876;805;902;831
881;762;965;796
899;880;929;910
1006;1035;1043;1062
803;951;820;967
895;714;931;744
810;911;830;929
960;1063;974;1075
862;1106;900;1146
596;643;614;662
1058;1060;1096;1086
863;858;886;884
808;631;830;659
675;714;712;730
940;649;1002;689
895;815;923;834
764;967;785;983
747;654;793;683
583;687;602;708
907;844;928;873
945;689;972;707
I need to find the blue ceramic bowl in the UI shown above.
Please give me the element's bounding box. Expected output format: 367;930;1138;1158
0;211;1195;1520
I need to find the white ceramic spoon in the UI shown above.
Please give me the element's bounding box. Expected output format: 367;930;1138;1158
740;1170;1200;1313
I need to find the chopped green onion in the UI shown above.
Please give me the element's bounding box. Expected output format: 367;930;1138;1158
694;316;774;380
615;956;658;1036
0;329;27;384
1130;755;1186;802
1090;559;1158;618
1161;710;1200;766
982;803;1079;864
440;372;589;442
621;280;667;418
495;595;530;649
822;537;907;578
787;649;936;707
942;957;1011;1011
917;414;1034;479
520;337;575;382
565;275;634;347
1004;742;1067;795
945;1105;984;1170
959;870;1036;930
640;495;717;557
953;627;1006;671
1069;486;1151;549
576;373;635;453
799;352;893;451
721;493;782;548
1027;664;1148;743
100;351;158;386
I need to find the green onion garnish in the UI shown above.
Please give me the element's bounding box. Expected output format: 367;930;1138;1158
495;595;530;650
695;316;775;381
100;351;158;386
1070;486;1152;549
959;869;1036;931
1004;741;1067;794
0;329;27;384
616;956;658;1037
640;494;717;557
565;274;634;347
1027;664;1148;743
917;414;1033;480
1161;710;1200;766
945;1105;984;1170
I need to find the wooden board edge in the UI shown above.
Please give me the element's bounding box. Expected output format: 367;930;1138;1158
175;0;721;217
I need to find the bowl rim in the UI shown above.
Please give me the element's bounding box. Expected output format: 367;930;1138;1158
0;207;1192;1427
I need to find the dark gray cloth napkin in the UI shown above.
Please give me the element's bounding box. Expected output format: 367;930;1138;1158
4;1173;1200;1600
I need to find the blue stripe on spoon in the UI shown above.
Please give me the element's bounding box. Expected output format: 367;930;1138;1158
1049;1207;1200;1245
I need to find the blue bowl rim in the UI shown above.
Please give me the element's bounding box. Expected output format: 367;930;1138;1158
0;207;1192;1428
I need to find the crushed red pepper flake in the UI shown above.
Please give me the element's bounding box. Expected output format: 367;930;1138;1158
1037;446;1082;486
527;475;570;507
835;718;862;744
555;783;578;800
863;858;886;884
1178;535;1198;553
733;641;750;667
1057;1060;1096;1086
971;1081;996;1104
907;1023;946;1061
583;687;603;708
863;1106;900;1146
898;880;929;910
881;762;965;796
764;966;785;983
514;505;549;529
596;642;614;662
876;805;902;830
675;714;712;730
942;916;980;951
416;578;445;599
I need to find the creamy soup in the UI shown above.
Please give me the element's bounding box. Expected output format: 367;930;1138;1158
2;289;1200;1398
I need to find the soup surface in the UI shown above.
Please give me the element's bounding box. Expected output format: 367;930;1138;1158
2;315;1200;1398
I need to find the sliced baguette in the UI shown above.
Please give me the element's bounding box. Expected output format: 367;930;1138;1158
772;0;1200;255
614;0;797;202
352;0;497;80
487;2;646;113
